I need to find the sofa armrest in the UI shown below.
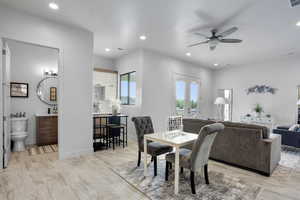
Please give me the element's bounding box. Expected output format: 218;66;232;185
261;134;281;175
276;126;290;130
273;129;298;135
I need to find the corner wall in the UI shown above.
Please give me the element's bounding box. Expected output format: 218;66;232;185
93;55;115;70
114;50;144;140
0;5;94;159
114;49;214;139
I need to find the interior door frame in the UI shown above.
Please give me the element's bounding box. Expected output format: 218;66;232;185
1;39;12;168
217;88;233;121
0;39;3;169
172;72;201;117
0;37;62;164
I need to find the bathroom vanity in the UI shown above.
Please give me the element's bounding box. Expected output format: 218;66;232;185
36;114;58;146
35;75;58;146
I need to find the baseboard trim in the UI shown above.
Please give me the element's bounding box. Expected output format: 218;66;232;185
59;147;94;160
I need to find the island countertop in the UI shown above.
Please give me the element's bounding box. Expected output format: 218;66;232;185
93;113;128;117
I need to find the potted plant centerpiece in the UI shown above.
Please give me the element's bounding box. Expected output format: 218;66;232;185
253;103;263;118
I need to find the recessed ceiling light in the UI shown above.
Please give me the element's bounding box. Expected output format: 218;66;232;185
214;63;219;67
139;35;147;40
297;21;300;27
105;48;111;52
49;2;59;10
186;52;191;57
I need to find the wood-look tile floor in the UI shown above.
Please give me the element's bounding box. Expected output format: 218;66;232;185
1;143;300;200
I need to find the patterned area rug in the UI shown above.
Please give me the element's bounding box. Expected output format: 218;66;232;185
114;148;300;200
280;145;300;168
27;144;58;156
114;159;261;200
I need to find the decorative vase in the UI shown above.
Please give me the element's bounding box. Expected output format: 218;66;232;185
112;106;118;116
254;112;262;118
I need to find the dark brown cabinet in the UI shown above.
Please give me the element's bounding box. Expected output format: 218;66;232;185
36;116;58;146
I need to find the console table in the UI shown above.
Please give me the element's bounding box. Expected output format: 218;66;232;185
240;115;275;130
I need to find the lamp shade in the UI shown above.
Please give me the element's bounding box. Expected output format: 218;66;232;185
214;97;226;105
297;99;300;105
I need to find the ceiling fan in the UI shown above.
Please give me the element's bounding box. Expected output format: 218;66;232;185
188;27;242;51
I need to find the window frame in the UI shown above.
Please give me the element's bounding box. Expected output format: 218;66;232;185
120;71;136;105
174;73;201;117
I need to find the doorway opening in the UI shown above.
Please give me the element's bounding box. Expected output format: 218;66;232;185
174;73;201;118
1;38;60;168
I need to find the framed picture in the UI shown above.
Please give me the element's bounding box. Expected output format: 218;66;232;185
50;87;57;101
10;82;29;98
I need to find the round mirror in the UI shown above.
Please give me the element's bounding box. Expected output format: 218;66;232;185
36;77;58;106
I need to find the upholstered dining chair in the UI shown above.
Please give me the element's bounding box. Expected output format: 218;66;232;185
165;123;225;194
132;116;173;176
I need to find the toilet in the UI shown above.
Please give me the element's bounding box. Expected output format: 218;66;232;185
11;117;28;152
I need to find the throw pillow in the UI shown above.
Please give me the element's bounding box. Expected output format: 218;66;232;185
288;124;300;131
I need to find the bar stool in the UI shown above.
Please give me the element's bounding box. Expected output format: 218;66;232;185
107;124;126;149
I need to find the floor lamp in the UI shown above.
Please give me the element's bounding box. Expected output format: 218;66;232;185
215;97;226;121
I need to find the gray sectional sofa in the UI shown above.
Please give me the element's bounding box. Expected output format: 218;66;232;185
183;119;281;176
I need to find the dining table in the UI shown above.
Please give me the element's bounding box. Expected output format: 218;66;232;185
144;130;198;195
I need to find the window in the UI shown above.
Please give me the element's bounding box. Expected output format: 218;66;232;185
175;75;200;117
190;82;199;115
120;71;136;105
176;80;185;115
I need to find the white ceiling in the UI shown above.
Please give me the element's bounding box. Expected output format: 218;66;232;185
1;0;300;68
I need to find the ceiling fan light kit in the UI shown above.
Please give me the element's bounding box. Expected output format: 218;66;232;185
188;26;242;51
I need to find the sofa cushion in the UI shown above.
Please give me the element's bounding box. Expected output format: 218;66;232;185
182;119;215;133
222;121;270;139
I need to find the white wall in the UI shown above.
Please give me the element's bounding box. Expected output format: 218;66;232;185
0;5;94;159
8;40;58;145
115;49;214;139
142;50;214;132
213;57;300;126
115;50;144;140
93;55;115;70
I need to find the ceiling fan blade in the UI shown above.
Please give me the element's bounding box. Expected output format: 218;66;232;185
219;39;242;43
218;27;238;37
194;32;209;38
187;40;209;47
